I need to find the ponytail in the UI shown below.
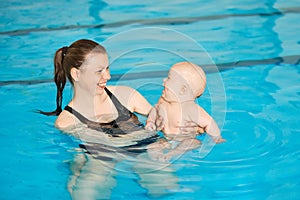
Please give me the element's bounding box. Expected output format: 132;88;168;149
37;47;67;116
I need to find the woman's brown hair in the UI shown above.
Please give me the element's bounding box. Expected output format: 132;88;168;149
38;39;106;116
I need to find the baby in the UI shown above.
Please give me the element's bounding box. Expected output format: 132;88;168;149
145;62;225;161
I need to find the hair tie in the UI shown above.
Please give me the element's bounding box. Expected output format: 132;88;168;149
61;46;69;63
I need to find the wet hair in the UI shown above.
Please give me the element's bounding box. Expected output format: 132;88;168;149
38;39;106;116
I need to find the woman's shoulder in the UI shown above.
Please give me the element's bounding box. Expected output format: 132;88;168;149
55;110;77;130
107;85;136;93
106;85;138;101
106;85;137;108
106;85;151;115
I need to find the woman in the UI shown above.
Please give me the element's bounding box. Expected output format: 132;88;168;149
40;39;163;148
39;39;195;199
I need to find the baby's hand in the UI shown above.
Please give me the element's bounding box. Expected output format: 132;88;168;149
212;136;226;144
178;120;203;135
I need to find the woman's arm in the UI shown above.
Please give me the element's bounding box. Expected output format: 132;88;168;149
130;88;153;116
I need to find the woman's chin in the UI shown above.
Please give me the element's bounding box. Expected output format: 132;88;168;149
94;86;106;95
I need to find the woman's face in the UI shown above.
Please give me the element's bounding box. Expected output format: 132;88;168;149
77;52;111;95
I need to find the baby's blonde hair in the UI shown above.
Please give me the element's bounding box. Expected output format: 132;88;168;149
172;62;206;97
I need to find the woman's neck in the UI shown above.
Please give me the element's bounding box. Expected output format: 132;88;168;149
71;88;108;119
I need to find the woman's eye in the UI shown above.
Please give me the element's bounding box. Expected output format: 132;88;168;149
96;66;109;74
97;68;106;73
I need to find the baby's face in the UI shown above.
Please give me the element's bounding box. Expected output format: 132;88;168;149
163;62;206;101
162;68;189;102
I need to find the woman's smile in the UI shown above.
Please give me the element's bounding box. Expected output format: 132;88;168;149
97;82;107;89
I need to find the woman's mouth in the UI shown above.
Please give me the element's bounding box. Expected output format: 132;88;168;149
97;82;106;88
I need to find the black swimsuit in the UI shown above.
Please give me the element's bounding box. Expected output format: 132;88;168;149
64;87;159;155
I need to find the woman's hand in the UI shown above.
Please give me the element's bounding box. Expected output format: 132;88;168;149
145;107;158;131
145;120;156;131
177;120;205;135
145;104;166;131
154;114;166;131
155;104;167;131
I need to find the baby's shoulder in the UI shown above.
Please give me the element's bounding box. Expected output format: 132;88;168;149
183;102;200;111
156;100;171;113
182;102;204;118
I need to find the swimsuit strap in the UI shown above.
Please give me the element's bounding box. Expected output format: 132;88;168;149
63;87;138;136
65;104;128;137
65;87;131;123
104;87;132;121
63;87;160;153
64;105;114;125
64;105;89;124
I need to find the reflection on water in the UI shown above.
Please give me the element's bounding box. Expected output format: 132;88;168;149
68;152;117;199
65;123;225;199
65;118;223;199
67;143;180;199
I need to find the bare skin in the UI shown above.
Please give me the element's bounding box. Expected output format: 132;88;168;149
146;62;225;161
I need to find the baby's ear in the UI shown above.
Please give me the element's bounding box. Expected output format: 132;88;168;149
180;84;188;95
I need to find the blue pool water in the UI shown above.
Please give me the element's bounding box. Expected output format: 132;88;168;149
1;0;300;199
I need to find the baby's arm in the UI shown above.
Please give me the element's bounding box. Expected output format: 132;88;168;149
191;105;225;143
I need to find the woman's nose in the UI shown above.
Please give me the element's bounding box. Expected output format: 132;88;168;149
103;69;111;80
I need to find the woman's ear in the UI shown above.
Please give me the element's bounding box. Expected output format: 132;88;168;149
70;67;80;82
